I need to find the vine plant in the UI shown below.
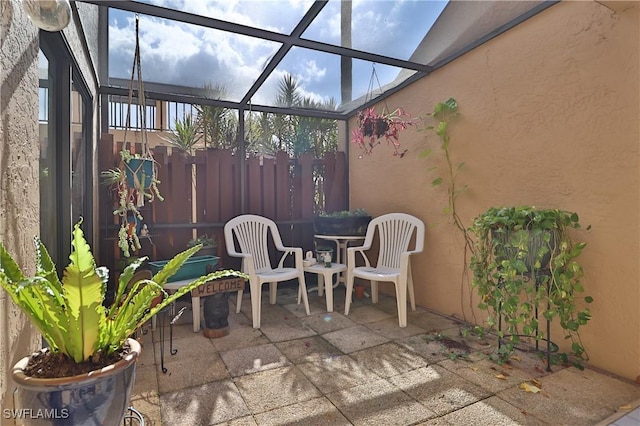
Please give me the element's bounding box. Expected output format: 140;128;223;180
420;98;477;321
470;206;593;368
420;99;593;368
421;98;472;248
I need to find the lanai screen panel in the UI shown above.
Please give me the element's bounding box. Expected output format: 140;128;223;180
108;8;282;102
102;0;553;117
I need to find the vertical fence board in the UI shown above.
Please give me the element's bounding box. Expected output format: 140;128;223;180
219;150;236;222
326;151;347;212
168;152;190;250
292;160;302;220
300;153;314;220
205;149;221;223
195;150;207;224
275;151;290;220
323;152;336;212
262;157;276;219
247;156;262;215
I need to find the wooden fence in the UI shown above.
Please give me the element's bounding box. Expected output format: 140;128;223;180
98;134;348;275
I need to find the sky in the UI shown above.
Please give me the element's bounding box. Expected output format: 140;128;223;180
108;0;448;109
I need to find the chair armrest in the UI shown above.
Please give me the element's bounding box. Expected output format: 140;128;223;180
347;245;371;269
277;247;303;268
399;251;420;270
230;253;255;276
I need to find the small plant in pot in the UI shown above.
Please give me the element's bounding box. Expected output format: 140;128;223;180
187;234;218;257
0;219;246;426
470;206;593;369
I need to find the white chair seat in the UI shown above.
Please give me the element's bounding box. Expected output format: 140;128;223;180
345;213;425;327
352;266;399;279
257;268;299;280
225;214;310;329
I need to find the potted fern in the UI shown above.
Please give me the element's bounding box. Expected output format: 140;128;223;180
1;219;246;425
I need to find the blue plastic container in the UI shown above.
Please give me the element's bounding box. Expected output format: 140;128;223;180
149;255;219;282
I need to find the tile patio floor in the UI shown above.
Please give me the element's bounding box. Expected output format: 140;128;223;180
130;285;640;426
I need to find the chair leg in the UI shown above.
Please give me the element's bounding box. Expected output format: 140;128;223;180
298;273;310;315
395;280;408;328
407;267;416;311
371;280;379;304
269;282;277;304
344;272;355;315
236;289;244;314
250;280;262;329
192;296;200;333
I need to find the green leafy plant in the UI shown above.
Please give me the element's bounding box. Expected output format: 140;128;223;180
100;168;122;186
188;234;217;249
470;206;593;368
161;114;202;155
0;219;246;365
420;98;467;237
317;208;369;218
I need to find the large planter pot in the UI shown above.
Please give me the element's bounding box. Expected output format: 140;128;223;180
492;228;557;273
11;338;141;426
362;118;389;137
124;158;154;190
196;245;218;257
314;216;372;236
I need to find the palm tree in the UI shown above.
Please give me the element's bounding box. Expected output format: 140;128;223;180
161;114;201;155
196;83;238;150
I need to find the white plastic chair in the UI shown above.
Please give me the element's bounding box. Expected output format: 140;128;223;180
345;213;425;327
224;214;310;329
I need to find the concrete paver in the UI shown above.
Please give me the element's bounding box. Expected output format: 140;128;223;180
128;287;640;425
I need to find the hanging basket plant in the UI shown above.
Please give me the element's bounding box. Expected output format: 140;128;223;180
352;107;414;156
351;65;415;156
124;156;154;190
111;15;164;258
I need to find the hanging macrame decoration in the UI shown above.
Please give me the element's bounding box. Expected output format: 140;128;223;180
113;15;163;257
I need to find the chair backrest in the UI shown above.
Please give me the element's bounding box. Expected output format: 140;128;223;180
367;213;425;269
224;214;281;271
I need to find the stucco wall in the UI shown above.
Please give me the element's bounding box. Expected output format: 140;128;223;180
349;1;639;380
0;0;44;418
0;0;100;418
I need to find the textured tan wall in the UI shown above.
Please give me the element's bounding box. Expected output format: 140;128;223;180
349;1;639;380
0;0;100;418
0;0;43;418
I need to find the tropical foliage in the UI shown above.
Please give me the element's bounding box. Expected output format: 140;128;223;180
0;220;246;363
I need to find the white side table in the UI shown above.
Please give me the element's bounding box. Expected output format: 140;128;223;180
302;262;346;312
314;234;364;285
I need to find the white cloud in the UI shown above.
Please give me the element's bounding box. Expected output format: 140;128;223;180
108;0;443;107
